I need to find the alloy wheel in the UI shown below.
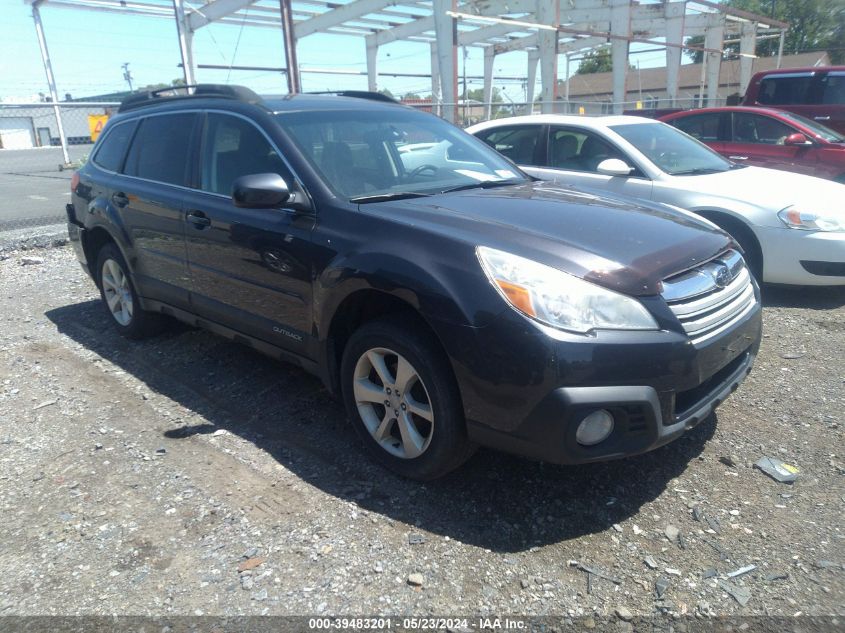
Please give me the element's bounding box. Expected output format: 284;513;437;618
101;258;134;326
352;347;434;459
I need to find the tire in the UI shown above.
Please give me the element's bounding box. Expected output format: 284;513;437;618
95;243;164;339
703;214;764;283
340;317;475;480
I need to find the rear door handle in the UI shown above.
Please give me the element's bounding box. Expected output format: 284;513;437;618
814;116;831;121
729;156;748;160
111;192;129;207
186;210;211;228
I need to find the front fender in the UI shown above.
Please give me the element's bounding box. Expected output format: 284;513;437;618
315;249;506;336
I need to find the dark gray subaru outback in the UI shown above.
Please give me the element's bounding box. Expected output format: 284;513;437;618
66;85;761;480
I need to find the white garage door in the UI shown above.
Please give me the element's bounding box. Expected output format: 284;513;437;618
0;117;36;149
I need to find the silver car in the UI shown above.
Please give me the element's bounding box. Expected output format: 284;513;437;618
468;115;845;286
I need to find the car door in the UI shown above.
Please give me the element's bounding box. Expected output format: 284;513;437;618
816;70;845;134
183;111;316;357
116;111;199;309
526;126;653;201
666;112;727;156
729;112;817;175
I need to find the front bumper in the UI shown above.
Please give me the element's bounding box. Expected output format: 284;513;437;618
470;347;754;465
757;225;845;285
435;290;762;465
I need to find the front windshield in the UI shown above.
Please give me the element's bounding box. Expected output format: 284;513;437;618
276;108;526;200
778;111;845;142
610;122;733;175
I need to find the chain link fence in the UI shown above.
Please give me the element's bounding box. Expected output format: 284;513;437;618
408;96;728;126
0;102;117;232
0;96;726;234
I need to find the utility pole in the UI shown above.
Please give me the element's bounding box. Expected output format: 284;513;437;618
462;46;468;124
122;62;134;92
31;0;69;165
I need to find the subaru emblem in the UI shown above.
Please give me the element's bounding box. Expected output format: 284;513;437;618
713;263;732;288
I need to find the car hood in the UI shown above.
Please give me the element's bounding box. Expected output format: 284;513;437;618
371;181;732;296
669;165;845;209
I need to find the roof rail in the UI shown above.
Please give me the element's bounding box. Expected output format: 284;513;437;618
118;84;263;113
305;90;398;104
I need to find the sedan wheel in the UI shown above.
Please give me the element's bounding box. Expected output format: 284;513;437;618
353;347;434;459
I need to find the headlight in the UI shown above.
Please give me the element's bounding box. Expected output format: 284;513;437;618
778;205;844;232
476;246;658;334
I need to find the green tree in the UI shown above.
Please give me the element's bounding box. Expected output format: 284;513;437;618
402;92;423;100
574;46;635;75
463;87;505;116
378;88;395;99
684;1;844;63
576;46;613;75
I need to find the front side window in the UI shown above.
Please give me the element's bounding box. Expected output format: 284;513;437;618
758;74;813;105
547;128;627;173
200;114;287;196
123;113;196;186
779;111;844;142
476;125;542;165
670;113;722;142
732;113;794;144
92;119;137;172
821;72;845;105
610;122;732;176
277;108;525;200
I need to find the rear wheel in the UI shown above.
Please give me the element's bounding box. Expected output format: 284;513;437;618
96;243;164;339
341;317;475;480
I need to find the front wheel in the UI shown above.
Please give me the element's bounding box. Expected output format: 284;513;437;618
340;317;475;480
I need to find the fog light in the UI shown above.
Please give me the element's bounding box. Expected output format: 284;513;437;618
576;409;615;446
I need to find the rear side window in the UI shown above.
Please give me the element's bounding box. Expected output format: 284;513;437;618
670;113;722;141
476;125;542;165
92;120;136;172
821;72;845;104
124;113;197;186
200;113;287;196
757;74;814;105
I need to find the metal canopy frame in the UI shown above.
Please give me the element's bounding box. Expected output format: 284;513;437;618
25;0;787;129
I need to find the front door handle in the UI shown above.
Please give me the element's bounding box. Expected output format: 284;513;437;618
186;210;211;229
814;116;831;121
729;155;748;160
111;192;129;207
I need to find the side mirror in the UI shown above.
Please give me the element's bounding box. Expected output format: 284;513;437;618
596;158;633;177
784;132;812;146
232;173;290;208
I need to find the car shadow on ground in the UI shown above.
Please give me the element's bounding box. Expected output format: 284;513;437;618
761;283;845;309
47;300;717;553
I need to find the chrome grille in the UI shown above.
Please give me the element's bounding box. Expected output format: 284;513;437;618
662;250;757;345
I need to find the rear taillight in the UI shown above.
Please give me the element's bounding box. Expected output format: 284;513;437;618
71;171;79;192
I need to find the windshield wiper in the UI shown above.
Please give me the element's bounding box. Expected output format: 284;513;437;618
671;167;728;176
440;178;525;194
350;191;432;203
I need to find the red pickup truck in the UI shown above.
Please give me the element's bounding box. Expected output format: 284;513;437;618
742;66;845;135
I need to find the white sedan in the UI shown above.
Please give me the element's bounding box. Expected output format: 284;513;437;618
468;115;845;285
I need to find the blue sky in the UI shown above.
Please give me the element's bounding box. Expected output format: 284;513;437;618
0;1;674;102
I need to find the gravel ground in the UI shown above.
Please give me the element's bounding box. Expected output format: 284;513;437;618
0;244;842;625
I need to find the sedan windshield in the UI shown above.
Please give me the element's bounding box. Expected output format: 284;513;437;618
275;108;526;201
610;122;733;175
